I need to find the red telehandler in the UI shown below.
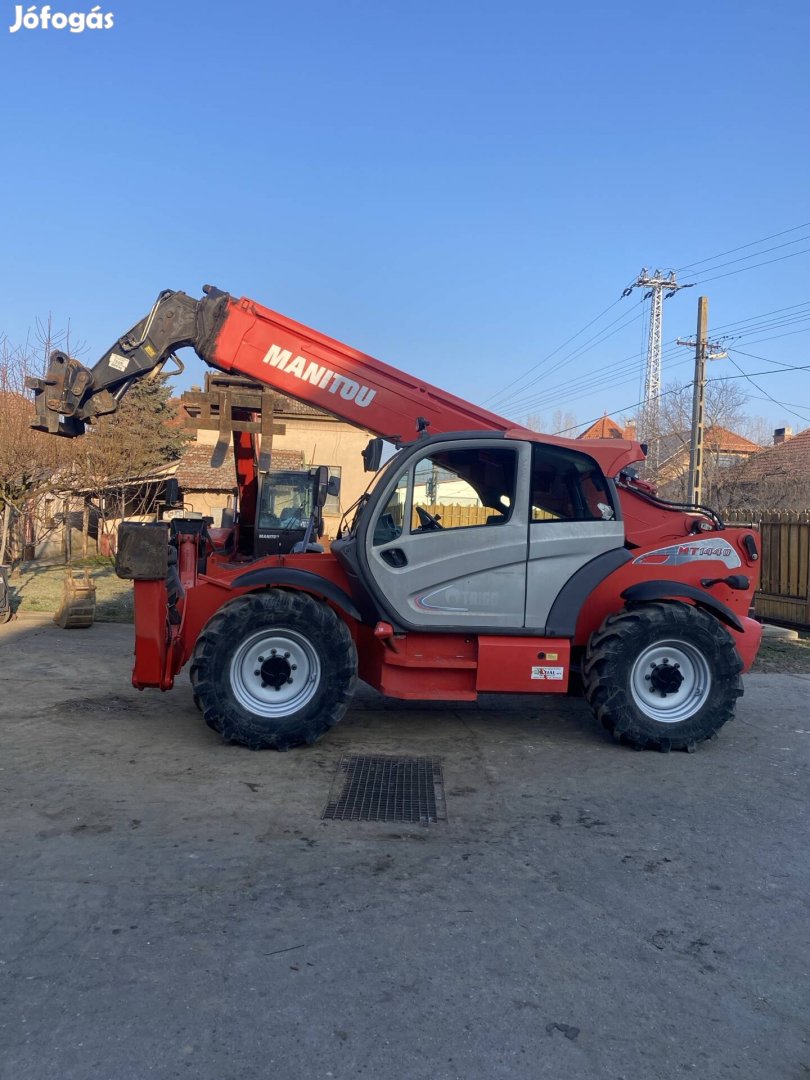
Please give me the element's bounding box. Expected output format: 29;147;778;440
29;286;762;752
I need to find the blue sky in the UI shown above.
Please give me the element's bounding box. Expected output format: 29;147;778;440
1;0;809;434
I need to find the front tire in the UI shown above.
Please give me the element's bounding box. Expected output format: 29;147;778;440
582;602;743;752
190;590;357;750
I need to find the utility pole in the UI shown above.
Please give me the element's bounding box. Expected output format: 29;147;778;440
623;269;693;474
676;296;727;506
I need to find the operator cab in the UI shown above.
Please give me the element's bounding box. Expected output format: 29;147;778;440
255;469;316;557
255;467;340;557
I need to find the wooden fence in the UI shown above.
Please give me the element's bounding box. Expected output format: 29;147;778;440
723;509;810;627
413;503;490;529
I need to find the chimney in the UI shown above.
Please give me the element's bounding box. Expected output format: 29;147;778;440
773;426;793;446
624;421;637;440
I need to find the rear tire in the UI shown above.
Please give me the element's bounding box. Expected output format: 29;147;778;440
582;602;742;752
190;590;357;750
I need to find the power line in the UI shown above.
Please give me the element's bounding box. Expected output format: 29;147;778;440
723;324;810;349
551;362;810;437
514;305;810;418
676;221;810;272
490;298;646;411
522;357;691;424
731;346;810;368
709;300;810;332
483;293;628;407
677;235;810;279
685;245;810;286
511;311;810;419
725;354;810;425
718;312;810;340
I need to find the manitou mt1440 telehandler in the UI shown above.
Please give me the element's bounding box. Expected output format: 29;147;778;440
29;286;763;753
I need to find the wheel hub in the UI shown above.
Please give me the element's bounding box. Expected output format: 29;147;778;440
259;651;293;691
648;660;684;696
230;628;321;717
629;639;712;724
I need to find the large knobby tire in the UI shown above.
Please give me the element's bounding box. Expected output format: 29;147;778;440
190;590;357;750
582;601;743;752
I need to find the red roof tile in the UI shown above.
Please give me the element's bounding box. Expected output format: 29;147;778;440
702;426;761;454
736;427;810;481
175;443;305;491
578;415;634;440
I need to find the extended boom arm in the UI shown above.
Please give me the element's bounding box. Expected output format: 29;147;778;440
29;285;527;441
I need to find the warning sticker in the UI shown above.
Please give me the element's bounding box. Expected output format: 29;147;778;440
531;665;564;681
108;352;130;372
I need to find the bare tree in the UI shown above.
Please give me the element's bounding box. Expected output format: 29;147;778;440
524;409;579;435
0;331;75;565
641;378;760;505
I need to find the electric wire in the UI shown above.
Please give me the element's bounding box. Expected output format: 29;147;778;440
676;234;810;278
488;298;646;410
708;300;810;332
730;346;810;369
725;354;810;426
482;293;628;406
684;246;810;286
508;307;810;418
552;363;810;437
719;323;810;349
676;221;810;273
488;226;810;416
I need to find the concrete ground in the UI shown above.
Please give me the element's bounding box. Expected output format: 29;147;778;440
1;617;808;1080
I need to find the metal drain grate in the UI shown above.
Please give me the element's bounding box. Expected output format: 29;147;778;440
322;755;446;824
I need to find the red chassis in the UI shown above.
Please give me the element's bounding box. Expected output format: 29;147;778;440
133;524;762;700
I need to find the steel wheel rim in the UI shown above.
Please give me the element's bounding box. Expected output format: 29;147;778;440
629;639;712;724
230;628;321;718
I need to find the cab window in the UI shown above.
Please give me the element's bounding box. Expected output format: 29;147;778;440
411;447;517;530
372;470;409;545
530;444;615;522
372;445;518;544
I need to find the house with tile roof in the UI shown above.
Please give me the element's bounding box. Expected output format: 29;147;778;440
174;385;375;537
723;427;810;507
577;413;762;504
577;415;636;441
35;381;376;559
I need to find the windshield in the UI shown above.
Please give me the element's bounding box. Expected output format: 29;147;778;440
257;471;313;530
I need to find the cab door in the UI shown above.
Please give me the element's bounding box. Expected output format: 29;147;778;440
524;443;625;628
364;438;531;630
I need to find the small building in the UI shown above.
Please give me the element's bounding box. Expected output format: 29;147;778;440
577;413;761;504
578;415;636;441
177;383;375;538
727;427;810;508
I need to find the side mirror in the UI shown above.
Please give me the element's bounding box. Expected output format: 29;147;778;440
313;464;330;509
163;478;182;508
362;437;384;473
326;475;341;498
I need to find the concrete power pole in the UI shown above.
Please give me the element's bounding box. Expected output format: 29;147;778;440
677;295;727;505
623;269;692;473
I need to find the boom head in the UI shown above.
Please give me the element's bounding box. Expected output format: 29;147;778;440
27;288;226;436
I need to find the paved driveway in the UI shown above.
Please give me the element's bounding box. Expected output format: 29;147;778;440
1;619;808;1079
